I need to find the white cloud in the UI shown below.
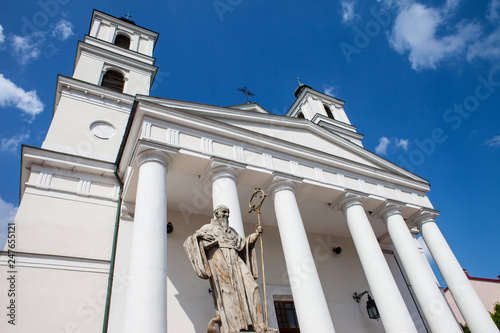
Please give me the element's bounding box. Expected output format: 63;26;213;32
389;3;481;70
341;1;357;24
0;25;5;46
443;0;460;14
0;197;18;251
323;84;338;96
467;27;500;64
375;136;409;155
485;135;500;147
0;74;44;119
395;138;409;151
375;136;391;155
11;32;45;65
0;131;30;153
51;19;74;41
488;0;500;22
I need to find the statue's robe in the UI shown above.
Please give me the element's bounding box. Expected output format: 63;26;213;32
184;221;266;333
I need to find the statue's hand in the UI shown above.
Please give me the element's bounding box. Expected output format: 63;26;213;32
248;232;260;245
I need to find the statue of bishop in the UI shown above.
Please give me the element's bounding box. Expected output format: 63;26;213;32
184;205;273;333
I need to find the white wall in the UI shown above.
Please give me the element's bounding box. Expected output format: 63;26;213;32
0;266;109;333
43;94;131;163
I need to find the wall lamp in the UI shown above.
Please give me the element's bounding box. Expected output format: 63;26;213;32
332;247;342;255
353;291;380;320
167;222;174;234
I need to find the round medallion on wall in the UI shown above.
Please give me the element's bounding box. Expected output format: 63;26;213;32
90;121;116;140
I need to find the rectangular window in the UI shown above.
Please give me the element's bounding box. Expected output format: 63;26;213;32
274;300;300;332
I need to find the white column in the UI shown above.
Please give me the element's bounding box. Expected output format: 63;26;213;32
270;179;336;333
339;195;417;333
209;165;245;237
123;150;171;333
416;215;498;333
380;206;461;333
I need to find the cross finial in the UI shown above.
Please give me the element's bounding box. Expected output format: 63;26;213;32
125;13;133;20
238;86;255;103
296;77;302;86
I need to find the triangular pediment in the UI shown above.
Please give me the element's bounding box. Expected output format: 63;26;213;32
135;96;428;186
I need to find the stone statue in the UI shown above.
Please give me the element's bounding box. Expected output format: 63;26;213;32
184;205;274;333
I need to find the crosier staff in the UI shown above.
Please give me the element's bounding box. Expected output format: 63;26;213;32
249;188;269;327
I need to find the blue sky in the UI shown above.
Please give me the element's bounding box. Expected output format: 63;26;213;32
0;0;499;286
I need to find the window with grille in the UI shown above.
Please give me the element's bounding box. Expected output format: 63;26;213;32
101;70;125;93
274;300;300;332
114;34;130;49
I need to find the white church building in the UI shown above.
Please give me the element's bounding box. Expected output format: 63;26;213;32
1;10;498;333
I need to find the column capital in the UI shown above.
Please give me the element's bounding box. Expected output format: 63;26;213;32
202;158;245;183
408;209;439;230
332;191;366;215
267;173;302;196
135;149;172;169
372;201;404;223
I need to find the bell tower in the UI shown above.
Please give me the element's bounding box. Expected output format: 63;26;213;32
73;10;159;95
41;11;159;162
286;83;364;146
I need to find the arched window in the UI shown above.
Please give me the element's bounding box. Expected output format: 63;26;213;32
101;69;125;93
114;34;130;49
323;104;335;119
297;112;305;119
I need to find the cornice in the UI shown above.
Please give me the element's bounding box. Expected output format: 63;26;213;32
20;145;117;202
75;41;158;75
55;75;135;115
91;10;159;41
83;36;156;65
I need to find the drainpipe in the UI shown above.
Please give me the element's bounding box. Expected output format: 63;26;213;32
101;166;123;333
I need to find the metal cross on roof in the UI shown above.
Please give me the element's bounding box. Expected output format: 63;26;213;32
296;77;302;85
238;86;255;103
124;13;133;20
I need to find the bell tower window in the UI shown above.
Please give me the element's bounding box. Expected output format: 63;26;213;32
101;69;125;93
114;34;131;49
323;104;335;119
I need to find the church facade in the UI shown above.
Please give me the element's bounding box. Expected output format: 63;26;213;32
1;10;498;333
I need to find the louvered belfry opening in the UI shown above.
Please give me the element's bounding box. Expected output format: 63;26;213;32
101;70;125;93
114;34;131;49
323;104;335;119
